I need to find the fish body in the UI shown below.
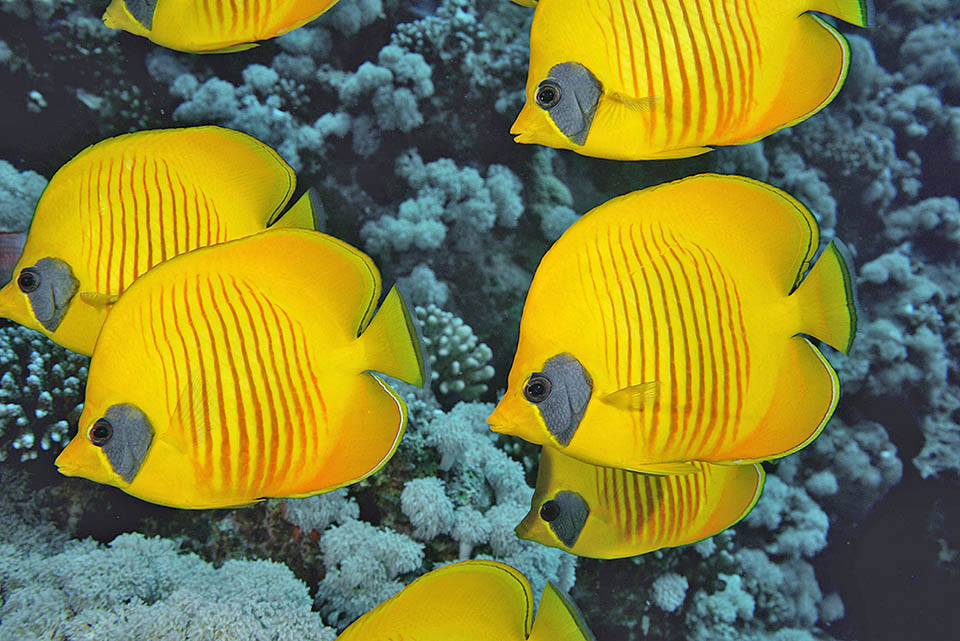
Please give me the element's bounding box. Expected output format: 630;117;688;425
0;126;321;356
518;447;764;558
512;0;873;159
489;174;857;472
54;229;426;509
338;560;595;641
103;0;340;53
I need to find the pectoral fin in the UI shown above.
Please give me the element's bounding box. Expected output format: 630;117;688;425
631;462;699;475
80;291;120;308
601;381;660;411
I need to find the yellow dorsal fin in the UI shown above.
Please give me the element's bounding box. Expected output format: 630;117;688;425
529;582;596;641
79;291;120;308
655;175;821;296
601;381;659;411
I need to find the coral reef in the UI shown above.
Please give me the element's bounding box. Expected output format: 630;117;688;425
0;322;87;462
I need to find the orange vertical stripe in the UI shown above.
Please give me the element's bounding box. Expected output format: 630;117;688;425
675;0;709;138
675;239;722;456
732;0;757;125
690;245;733;456
692;0;726;139
207;277;248;492
720;0;748;131
663;231;707;457
218;275;267;493
629;224;661;450
648;225;691;456
595;234;624;388
617;0;641;95
631;0;657;136
660;0;693;142
645;0;674;145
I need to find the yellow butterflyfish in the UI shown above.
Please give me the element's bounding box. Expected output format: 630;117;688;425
517;447;764;558
54;229;426;509
338;560;595;641
489;174;857;472
102;0;340;53
512;0;874;159
0;126;322;356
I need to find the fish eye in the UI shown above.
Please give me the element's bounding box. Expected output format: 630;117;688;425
535;81;562;109
524;374;552;403
88;418;113;446
17;268;40;293
540;500;561;522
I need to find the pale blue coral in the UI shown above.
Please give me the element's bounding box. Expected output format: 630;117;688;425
0;533;336;641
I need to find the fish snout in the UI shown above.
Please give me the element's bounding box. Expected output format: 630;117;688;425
510;103;547;144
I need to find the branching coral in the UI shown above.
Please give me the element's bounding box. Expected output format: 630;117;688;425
0;322;87;462
415;303;495;405
0;532;337;641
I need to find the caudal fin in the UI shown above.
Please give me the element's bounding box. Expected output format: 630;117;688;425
794;240;858;354
808;0;875;27
359;286;427;387
529;582;596;641
269;188;325;231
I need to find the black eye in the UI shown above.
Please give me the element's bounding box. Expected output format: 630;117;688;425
88;418;113;446
17;268;40;293
524;374;552;403
540;500;561;522
536;81;562;109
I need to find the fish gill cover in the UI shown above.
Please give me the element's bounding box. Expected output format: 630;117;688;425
0;1;957;640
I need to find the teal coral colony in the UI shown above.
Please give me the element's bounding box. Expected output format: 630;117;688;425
0;1;958;641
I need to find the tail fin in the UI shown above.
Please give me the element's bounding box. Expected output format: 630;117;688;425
793;240;858;354
269;188;325;231
529;582;596;641
809;0;874;27
359;286;427;387
102;0;152;33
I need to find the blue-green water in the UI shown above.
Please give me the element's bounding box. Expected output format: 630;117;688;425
0;1;957;639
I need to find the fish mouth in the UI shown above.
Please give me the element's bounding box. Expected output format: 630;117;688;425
510;103;544;144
